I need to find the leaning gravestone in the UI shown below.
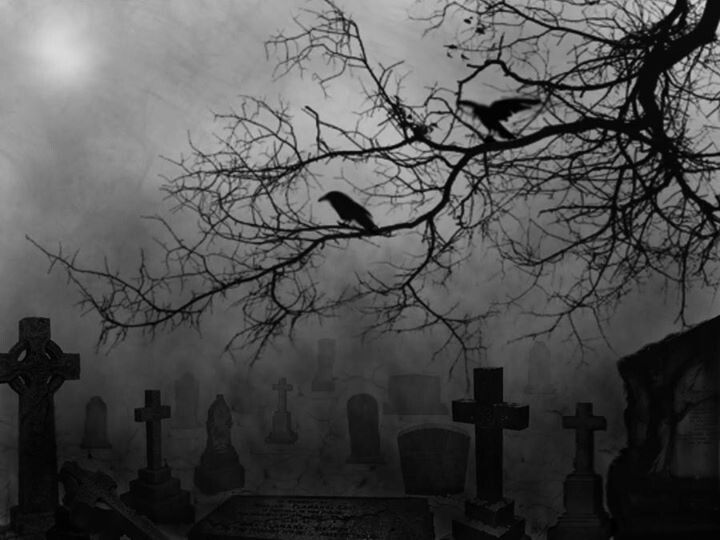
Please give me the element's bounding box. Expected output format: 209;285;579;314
188;495;434;539
194;394;245;494
0;317;80;536
81;396;112;450
384;374;448;415
311;338;336;392
173;372;201;429
346;394;384;464
607;315;720;539
397;424;469;495
120;389;194;524
452;367;530;540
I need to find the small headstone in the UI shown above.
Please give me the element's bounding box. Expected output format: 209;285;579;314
397;424;469;495
120;389;194;524
311;338;336;392
451;367;530;540
548;403;612;540
0;317;81;536
194;394;245;494
266;377;298;444
48;461;169;540
81;396;112;450
523;340;556;395
346;394;384;464
384;374;448;415
173;372;201;429
188;495;434;539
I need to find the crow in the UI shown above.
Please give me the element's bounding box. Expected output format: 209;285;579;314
319;191;379;233
458;97;540;139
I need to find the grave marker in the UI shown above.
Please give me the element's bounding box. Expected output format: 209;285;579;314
266;377;298;444
346;394;384;464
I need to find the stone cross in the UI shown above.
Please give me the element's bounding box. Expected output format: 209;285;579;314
134;390;171;471
273;377;293;412
452;367;529;502
562;402;606;474
0;317;80;532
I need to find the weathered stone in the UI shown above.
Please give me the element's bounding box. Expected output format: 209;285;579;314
0;317;80;536
188;495;434;539
81;396;111;450
346;393;384;464
266;378;298;444
194;394;244;494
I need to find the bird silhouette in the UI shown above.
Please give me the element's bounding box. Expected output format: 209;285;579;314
319;191;379;233
458;97;540;139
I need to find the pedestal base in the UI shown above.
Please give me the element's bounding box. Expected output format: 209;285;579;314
194;454;245;495
452;516;529;540
548;514;612;540
548;473;612;540
119;466;194;524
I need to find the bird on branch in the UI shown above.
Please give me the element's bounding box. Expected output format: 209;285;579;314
458;97;540;139
319;191;380;233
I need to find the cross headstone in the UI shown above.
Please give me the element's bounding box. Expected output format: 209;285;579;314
346;394;384;464
0;317;80;535
81;396;112;450
548;402;611;540
194;394;244;494
311;338;336;392
135;390;171;471
266;377;298;444
451;367;530;540
120;389;194;524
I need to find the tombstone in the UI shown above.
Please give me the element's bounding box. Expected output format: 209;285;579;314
383;374;448;415
120;389;194;524
311;338;336;392
451;367;530;540
173;372;201;429
265;377;298;444
48;461;168;540
81;396;112;450
607;315;720;539
194;394;245;494
523;340;556;395
188;495;434;539
346;393;384;464
397;424;470;495
0;317;80;536
547;403;612;540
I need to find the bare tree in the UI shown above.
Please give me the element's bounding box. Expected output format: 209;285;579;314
33;0;720;371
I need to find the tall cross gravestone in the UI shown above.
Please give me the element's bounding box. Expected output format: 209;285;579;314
120;389;194;524
452;367;530;540
0;317;80;535
548;402;611;540
266;377;298;444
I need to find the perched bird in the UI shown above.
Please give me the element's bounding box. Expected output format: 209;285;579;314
319;191;379;233
458;97;540;139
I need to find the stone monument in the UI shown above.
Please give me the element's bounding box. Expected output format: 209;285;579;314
194;394;245;494
81;396;112;450
265;377;298;444
547;402;612;540
346;393;384;464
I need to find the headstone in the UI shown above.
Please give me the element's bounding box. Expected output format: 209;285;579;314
47;461;168;540
346;394;384;464
81;396;112;450
397;424;469;495
547;403;612;540
173;372;201;429
194;394;245;494
383;374;448;415
311;338;336;392
266;377;298;444
607;315;720;539
188;495;434;539
524;341;556;395
120;389;194;524
0;317;80;535
451;367;530;540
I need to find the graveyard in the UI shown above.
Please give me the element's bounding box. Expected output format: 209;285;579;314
1;1;720;539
